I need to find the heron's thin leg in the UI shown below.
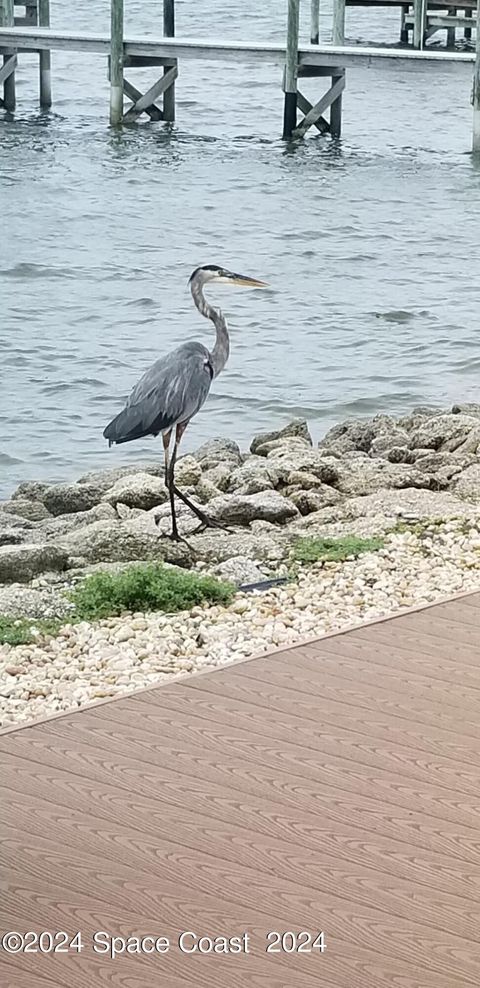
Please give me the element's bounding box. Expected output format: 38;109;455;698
160;429;181;542
172;423;229;533
162;430;171;488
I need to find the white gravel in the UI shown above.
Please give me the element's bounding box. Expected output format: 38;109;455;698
1;519;480;728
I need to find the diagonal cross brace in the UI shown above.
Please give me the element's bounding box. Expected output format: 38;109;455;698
123;65;178;122
294;74;345;137
123;78;163;121
0;54;16;86
297;92;329;134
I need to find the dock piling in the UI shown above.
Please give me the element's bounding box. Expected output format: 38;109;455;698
283;0;300;139
473;0;480;151
38;0;51;107
163;0;175;122
0;0;15;111
331;0;345;136
110;0;124;125
311;0;320;44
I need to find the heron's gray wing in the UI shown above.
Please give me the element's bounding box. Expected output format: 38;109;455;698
104;342;213;445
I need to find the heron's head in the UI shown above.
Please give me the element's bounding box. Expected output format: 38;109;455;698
189;264;268;289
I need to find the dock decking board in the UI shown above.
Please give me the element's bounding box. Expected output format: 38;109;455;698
0;27;475;71
1;592;480;986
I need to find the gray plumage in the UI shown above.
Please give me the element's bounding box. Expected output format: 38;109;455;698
102;264;267;540
104;342;213;446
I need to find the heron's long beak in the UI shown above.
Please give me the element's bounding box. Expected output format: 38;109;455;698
220;272;269;288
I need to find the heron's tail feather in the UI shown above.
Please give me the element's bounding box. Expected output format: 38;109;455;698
103;407;150;446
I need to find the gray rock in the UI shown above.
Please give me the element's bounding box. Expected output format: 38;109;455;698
59;520;192;567
11;481;52;502
254;436;312;458
0;498;51;522
369;430;410;458
35;503;117;540
195;478;222;503
333;457;440;497
0;584;74;619
319;419;376;455
408;414;480;453
0;544;69;584
0;511;34;532
250;418;312;455
189;530;293;564
451;425;480;457
175;455;202;487
398;407;444;431
202;464;234;492
0;528;30;547
287;487;343;515
451;463;480;502
387;447;417;464
212;556;266;586
193;438;242;471
43;482;103;516
265;446;339;485
291;487;480;537
319;414;409;457
227;457;281;496
451;403;480;419
208;491;298;526
102;472;168;511
413;451;474;479
285;471;326;490
77;463;163;487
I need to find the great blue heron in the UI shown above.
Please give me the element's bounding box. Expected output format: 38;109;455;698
103;264;268;540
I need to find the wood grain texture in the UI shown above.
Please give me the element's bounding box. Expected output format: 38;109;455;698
1;593;480;986
0;27;475;73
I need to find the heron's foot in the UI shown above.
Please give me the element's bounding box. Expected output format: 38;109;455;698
192;516;231;535
172;485;230;533
157;525;193;549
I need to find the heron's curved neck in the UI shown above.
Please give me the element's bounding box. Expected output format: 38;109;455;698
191;279;229;378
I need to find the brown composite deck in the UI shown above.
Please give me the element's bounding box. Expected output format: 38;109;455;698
1;591;480;988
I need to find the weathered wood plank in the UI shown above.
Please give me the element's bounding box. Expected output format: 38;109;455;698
0;28;474;72
473;0;480;150
0;49;15;83
163;0;175;121
294;73;345;134
109;0;123;124
331;0;345;136
406;12;480;29
283;0;300;138
297;89;329;132
122;76;163;119
0;0;15;110
38;0;51;107
123;63;177;120
311;0;320;44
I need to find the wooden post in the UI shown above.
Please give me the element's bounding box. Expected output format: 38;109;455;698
413;0;425;48
110;0;124;124
311;0;320;44
446;7;456;47
38;0;51;107
163;0;175;122
464;7;472;42
0;0;15;111
331;0;345;137
473;0;480;152
400;3;409;43
283;0;300;139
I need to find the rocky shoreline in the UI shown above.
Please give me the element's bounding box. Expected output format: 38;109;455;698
2;404;480;726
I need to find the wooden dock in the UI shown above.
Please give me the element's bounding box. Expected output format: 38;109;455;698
2;590;480;987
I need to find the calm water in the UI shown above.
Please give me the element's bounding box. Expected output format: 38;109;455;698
1;1;480;498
